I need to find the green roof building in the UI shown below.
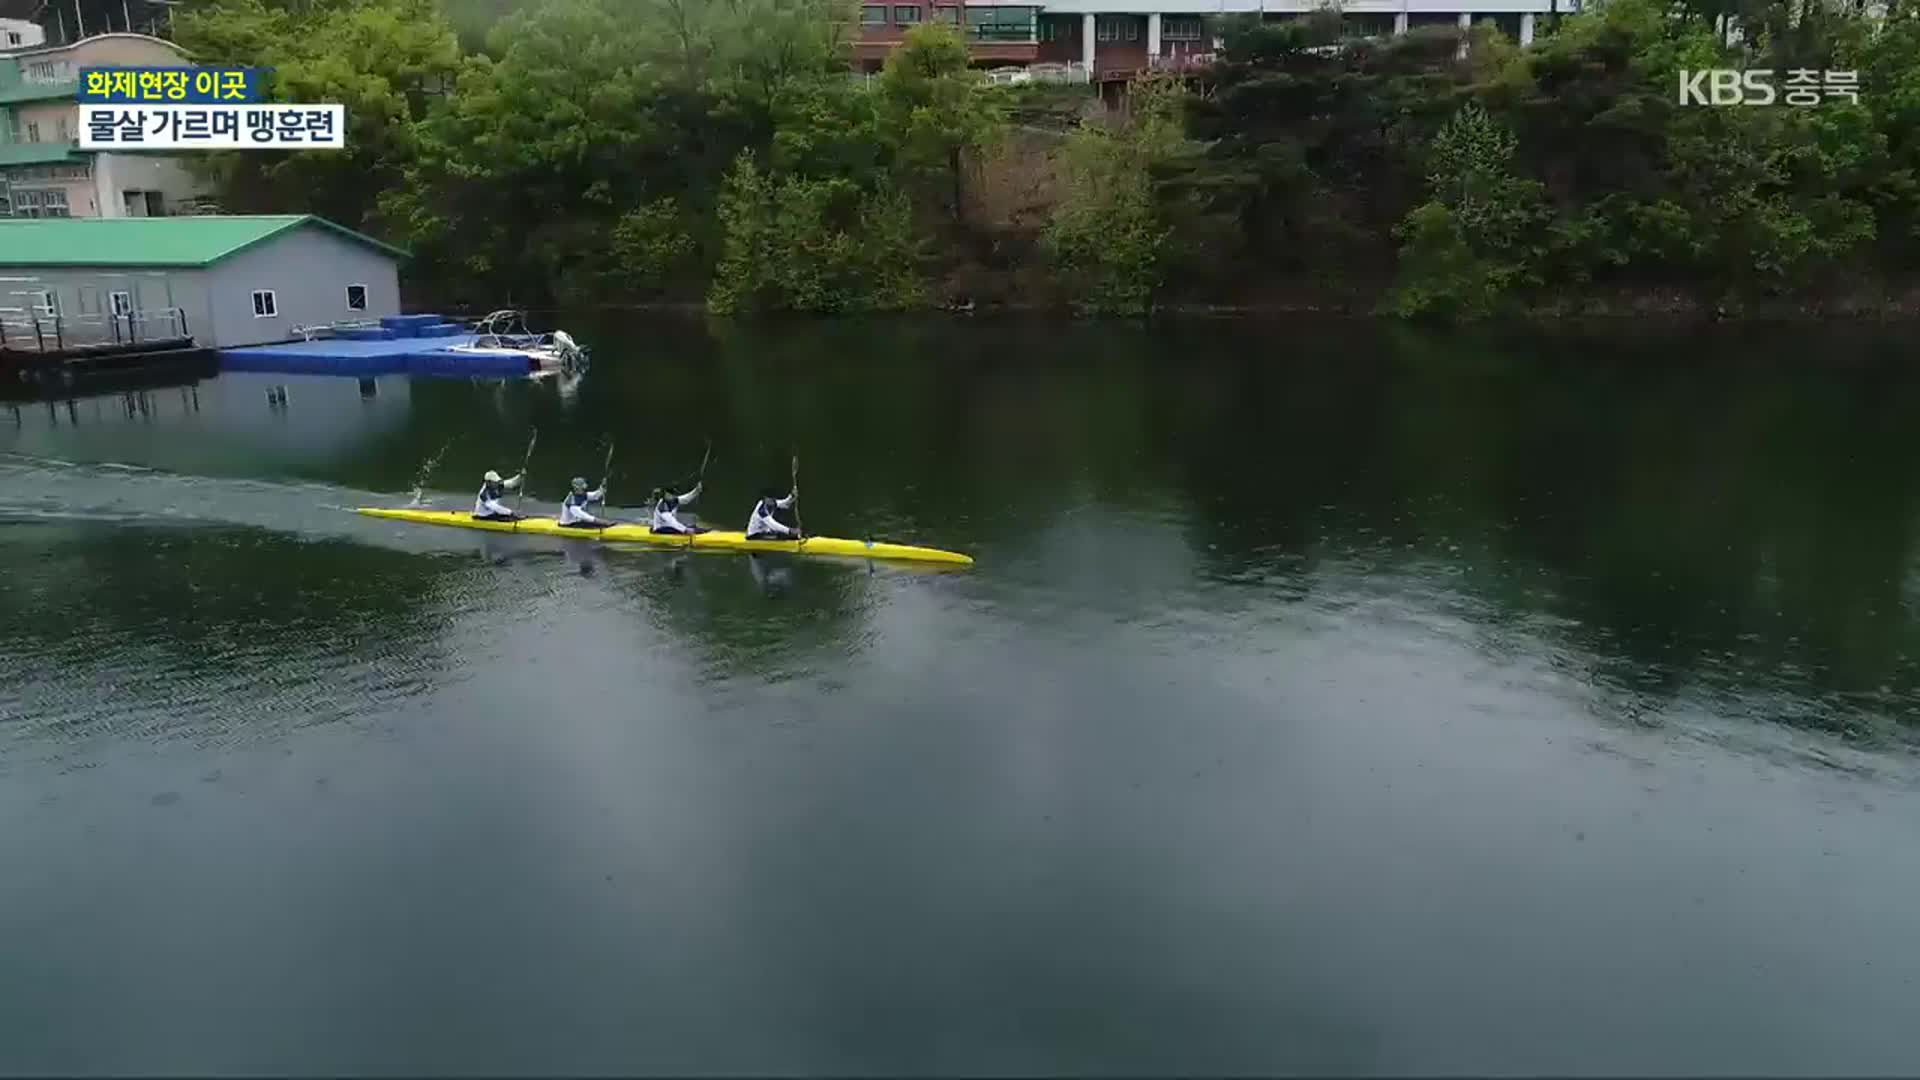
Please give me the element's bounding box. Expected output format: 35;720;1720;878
0;215;407;348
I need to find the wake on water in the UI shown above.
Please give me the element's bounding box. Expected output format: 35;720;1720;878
0;453;480;548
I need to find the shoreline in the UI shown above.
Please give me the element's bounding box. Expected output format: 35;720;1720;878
450;293;1920;324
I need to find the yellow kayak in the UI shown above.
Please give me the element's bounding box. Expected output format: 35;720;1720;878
355;507;975;567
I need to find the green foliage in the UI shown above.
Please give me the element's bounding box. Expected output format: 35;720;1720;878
175;0;464;233
1387;202;1503;319
876;23;1007;223
188;0;1920;316
612;198;697;292
1192;0;1915;318
1042;77;1195;314
1389;102;1545;317
708;152;923;314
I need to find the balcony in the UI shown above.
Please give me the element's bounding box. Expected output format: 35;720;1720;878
0;140;82;167
0;78;79;105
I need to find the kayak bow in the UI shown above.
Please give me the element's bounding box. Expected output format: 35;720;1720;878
355;507;975;568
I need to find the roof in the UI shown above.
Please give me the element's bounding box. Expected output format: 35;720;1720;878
0;214;411;267
1;32;188;102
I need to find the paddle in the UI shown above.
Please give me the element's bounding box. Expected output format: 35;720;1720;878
666;439;710;539
791;453;805;548
682;438;712;493
512;426;537;517
597;439;617;529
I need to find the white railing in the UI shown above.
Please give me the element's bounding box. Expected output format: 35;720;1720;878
290;318;382;341
0;306;190;352
1022;61;1092;84
856;61;1090;86
1148;52;1218;72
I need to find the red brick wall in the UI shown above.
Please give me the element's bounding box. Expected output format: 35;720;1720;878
1092;15;1148;77
1034;13;1081;64
857;3;1037;69
857;0;937;49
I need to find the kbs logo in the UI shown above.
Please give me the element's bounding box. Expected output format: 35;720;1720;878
1678;69;1860;106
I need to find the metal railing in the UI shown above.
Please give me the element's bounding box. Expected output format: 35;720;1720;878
964;25;1037;41
1147;52;1218;72
1020;61;1091;83
290;317;383;341
0;306;191;353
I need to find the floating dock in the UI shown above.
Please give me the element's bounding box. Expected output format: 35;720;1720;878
218;314;540;377
2;343;216;403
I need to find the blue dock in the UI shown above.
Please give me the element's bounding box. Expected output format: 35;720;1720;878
218;314;542;377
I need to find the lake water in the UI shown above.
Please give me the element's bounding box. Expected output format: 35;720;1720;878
3;318;1918;1074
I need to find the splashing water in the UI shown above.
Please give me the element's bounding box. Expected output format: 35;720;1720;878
407;440;454;507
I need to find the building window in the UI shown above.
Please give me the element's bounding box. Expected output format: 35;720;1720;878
860;5;887;25
11;189;65;218
110;291;133;316
346;284;368;311
894;5;921;23
933;5;958;21
1164;16;1203;40
252;290;278;318
1096;17;1117;41
6;32;21;46
1125;18;1138;40
24;121;40;143
56;117;70;142
32;290;56;315
14;164;91;183
24;60;68;84
966;6;1034;41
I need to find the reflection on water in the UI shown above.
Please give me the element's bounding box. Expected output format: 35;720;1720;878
2;319;1920;1074
5;318;1919;755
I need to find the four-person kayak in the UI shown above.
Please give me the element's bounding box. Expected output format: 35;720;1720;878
355;507;975;568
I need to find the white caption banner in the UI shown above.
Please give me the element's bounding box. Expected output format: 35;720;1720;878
78;104;346;150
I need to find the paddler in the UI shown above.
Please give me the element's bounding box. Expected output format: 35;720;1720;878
648;481;706;535
557;476;610;529
473;469;523;520
745;488;802;541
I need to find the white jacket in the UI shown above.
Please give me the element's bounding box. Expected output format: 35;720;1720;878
558;485;607;525
650;482;701;532
746;493;796;537
473;475;522;517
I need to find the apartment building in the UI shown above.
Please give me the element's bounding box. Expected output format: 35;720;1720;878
0;30;214;219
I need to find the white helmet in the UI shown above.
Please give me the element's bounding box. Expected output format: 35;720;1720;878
484;470;503;483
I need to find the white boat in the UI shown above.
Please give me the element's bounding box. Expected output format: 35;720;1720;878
444;310;588;371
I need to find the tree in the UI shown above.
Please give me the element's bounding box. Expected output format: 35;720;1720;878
707;151;923;313
174;0;463;234
1042;76;1196;314
875;22;1005;226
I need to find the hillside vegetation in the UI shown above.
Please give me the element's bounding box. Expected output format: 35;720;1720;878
174;0;1920;318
